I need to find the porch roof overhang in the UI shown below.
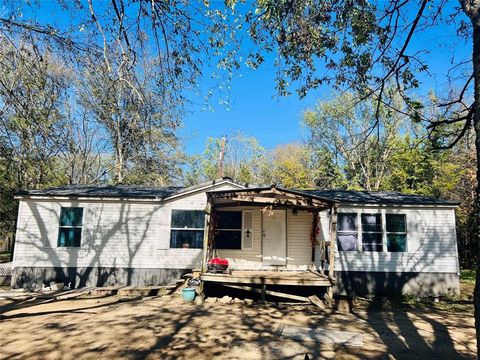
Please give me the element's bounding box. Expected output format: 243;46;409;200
206;185;337;211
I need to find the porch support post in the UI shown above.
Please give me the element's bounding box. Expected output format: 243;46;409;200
201;194;212;274
328;204;338;281
310;210;319;270
326;203;338;306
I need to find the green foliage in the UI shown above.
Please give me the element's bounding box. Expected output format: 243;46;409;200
186;132;267;186
303;91;410;191
383;137;461;198
268;143;316;189
461;270;476;284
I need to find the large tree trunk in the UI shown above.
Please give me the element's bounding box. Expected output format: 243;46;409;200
472;7;480;357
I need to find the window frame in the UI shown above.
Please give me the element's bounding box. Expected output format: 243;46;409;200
361;213;383;252
336;211;408;253
214;210;243;250
385;213;408;252
336;212;358;252
57;207;83;248
169;209;205;249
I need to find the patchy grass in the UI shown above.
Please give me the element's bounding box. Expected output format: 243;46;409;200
461;269;476;283
0;251;11;263
356;271;475;314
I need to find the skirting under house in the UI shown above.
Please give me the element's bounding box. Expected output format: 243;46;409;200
335;271;460;297
11;266;188;289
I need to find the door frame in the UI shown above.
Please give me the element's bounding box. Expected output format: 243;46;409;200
261;209;288;265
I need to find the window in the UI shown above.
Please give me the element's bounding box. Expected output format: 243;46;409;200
214;211;242;249
170;210;205;249
386;214;407;252
361;214;383;252
58;207;83;247
337;213;357;251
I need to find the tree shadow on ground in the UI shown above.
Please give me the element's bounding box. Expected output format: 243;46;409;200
1;295;475;360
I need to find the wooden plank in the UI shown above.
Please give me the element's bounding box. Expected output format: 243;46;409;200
308;295;325;309
222;284;310;302
200;273;332;286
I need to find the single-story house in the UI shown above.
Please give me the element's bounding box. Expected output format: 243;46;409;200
11;178;460;296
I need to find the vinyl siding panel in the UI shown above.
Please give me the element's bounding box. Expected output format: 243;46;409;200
330;206;459;274
287;210;313;266
13;183;239;270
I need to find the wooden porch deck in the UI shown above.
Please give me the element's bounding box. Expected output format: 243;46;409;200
200;270;333;287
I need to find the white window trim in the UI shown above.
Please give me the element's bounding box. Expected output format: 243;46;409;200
57;207;84;248
215;210;243;250
336;212;359;252
361;213;383;252
337;210;408;253
169;210;205;249
385;213;408;252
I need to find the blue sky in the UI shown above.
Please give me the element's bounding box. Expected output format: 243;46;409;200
180;64;320;155
12;1;473;156
179;2;472;155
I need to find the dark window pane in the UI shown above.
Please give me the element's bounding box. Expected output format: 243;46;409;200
386;214;406;233
217;211;242;229
338;213;356;231
170;230;204;248
171;210;204;229
387;234;406;252
337;233;357;251
58;228;82;247
214;230;242;249
60;208;83;227
362;233;382;252
362;243;383;252
361;214;382;232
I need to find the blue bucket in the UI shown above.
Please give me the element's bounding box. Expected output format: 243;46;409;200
182;288;196;302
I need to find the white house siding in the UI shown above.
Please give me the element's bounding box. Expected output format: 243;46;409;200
13;183;241;275
329;205;459;275
287;210;314;267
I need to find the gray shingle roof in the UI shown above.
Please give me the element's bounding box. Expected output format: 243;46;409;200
16;184;183;200
16;182;459;206
297;190;459;206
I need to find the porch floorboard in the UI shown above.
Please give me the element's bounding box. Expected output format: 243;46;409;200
200;270;332;287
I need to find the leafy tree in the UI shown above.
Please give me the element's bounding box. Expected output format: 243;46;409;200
303;91;409;191
268;143;318;189
186;132;267;186
383;136;461;197
244;2;480;343
310;146;346;189
447;139;478;269
80;59;183;184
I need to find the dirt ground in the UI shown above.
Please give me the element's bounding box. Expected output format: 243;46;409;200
0;291;476;360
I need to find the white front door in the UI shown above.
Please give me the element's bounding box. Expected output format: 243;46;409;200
262;210;287;266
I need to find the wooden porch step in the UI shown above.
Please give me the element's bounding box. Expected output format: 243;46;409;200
201;271;332;287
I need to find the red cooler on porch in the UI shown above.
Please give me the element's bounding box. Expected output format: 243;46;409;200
207;258;229;273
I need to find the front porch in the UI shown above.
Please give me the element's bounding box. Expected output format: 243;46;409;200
199;185;340;300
